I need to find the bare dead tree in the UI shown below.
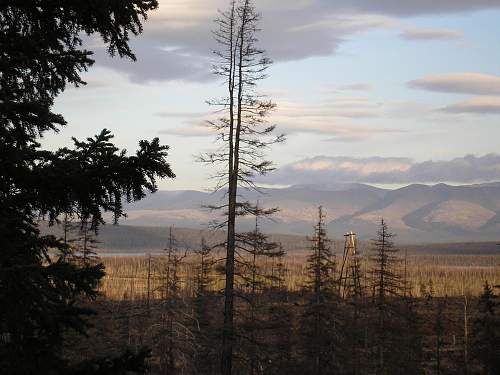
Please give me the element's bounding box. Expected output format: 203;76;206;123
199;1;284;373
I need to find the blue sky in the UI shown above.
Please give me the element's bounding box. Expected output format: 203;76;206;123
47;0;500;190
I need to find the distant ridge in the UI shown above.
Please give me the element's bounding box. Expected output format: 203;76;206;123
106;182;500;243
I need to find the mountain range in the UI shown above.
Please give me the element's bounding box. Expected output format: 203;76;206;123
115;182;500;243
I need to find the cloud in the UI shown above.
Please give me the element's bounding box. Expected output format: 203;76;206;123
93;44;212;83
400;28;462;40
409;73;500;95
67;78;111;90
153;111;208;118
91;2;393;83
158;125;214;137
315;0;500;16
338;83;374;91
270;98;403;140
157;96;400;139
442;96;500;114
262;154;500;185
88;0;500;83
324;135;376;143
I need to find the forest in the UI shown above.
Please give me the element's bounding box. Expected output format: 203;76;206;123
1;1;499;375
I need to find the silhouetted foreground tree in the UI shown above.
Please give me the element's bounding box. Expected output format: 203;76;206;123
0;2;175;374
200;0;284;373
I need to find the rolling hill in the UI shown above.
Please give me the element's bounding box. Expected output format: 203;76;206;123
108;182;500;243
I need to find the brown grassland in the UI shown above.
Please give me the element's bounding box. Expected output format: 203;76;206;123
99;252;500;301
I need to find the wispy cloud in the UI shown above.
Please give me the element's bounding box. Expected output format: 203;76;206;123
338;83;374;91
400;28;462;40
409;73;500;95
442;96;500;114
153;111;208;118
262;154;500;185
157;97;399;140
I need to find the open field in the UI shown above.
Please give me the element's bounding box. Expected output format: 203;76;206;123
99;252;500;300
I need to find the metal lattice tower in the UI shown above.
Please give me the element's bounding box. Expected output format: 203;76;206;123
339;231;363;298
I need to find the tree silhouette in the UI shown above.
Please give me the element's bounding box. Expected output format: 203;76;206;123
0;2;176;374
236;204;283;374
192;237;217;374
199;1;284;373
299;206;340;374
369;219;403;374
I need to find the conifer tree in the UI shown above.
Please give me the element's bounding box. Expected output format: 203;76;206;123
75;220;100;267
269;244;287;293
433;298;446;375
259;243;295;375
471;282;500;374
0;2;177;370
236;204;283;375
369;218;403;375
192;237;217;374
338;233;367;374
399;294;423;375
299;206;340;375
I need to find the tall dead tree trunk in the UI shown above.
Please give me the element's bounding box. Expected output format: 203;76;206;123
222;2;237;372
201;1;284;374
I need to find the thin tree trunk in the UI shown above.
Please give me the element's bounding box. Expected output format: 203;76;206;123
147;253;151;314
463;294;468;374
221;3;237;373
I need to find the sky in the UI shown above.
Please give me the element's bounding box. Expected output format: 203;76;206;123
47;0;500;190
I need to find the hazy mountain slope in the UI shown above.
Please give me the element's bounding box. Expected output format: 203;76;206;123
116;183;500;243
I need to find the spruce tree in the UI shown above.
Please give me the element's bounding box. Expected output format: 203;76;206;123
369;218;403;375
0;2;176;374
192;237;217;375
236;204;283;375
471;282;500;374
299;206;340;375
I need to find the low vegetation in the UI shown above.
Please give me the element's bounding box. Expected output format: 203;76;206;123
99;253;500;301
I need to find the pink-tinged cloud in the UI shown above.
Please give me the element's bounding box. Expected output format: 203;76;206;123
442;96;500;114
409;73;500;95
261;154;500;185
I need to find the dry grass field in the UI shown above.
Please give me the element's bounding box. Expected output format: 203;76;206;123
99;252;500;301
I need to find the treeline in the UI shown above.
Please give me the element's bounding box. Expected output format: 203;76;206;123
64;208;500;375
40;222;311;253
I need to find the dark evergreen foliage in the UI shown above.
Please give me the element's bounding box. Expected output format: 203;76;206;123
369;219;404;375
298;206;341;375
0;1;175;374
